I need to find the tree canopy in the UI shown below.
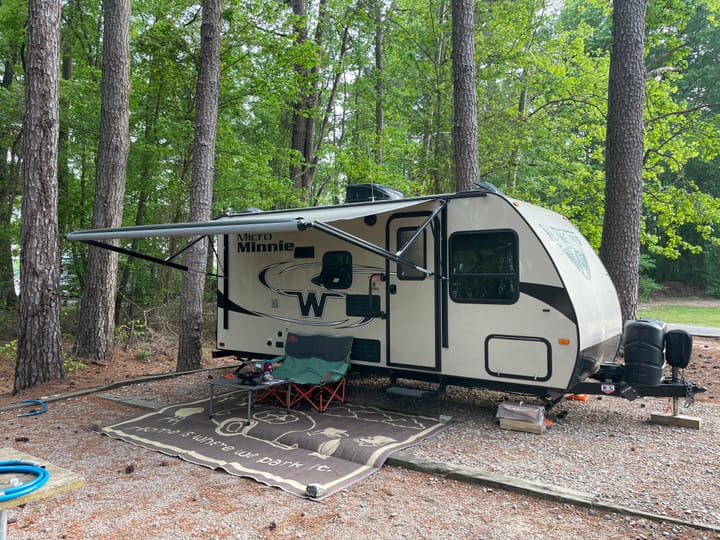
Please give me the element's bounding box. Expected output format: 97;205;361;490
1;0;719;321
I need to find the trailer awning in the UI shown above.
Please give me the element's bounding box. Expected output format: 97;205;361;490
67;197;446;277
67;199;435;242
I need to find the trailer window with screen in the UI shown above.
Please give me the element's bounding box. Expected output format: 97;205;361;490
450;230;518;303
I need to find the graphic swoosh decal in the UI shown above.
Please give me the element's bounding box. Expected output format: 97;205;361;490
519;282;577;324
226;261;384;328
217;290;260;317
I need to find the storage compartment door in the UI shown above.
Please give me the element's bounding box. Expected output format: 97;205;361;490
486;335;551;381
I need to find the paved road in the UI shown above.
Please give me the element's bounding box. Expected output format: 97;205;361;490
666;323;720;338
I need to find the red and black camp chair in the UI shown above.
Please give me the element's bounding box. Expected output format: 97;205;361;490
258;332;353;412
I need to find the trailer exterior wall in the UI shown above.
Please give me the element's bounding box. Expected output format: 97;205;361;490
215;193;622;395
443;195;583;391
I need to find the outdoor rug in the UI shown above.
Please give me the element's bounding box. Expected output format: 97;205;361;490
100;394;449;500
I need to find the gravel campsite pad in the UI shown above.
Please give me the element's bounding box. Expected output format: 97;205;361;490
1;338;720;539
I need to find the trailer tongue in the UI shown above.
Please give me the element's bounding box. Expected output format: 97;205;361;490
557;321;706;406
566;369;706;402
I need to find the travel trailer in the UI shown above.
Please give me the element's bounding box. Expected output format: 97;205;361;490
68;184;705;405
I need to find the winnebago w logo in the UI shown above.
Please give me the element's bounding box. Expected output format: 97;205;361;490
285;291;344;318
254;261;379;328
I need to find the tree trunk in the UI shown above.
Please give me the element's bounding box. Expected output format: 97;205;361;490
0;43;20;309
0;150;19;309
0;138;20;310
452;0;479;192
74;0;131;364
114;188;148;322
289;0;311;191
430;0;449;194
289;0;334;197
507;80;528;192
308;24;350;204
177;0;221;372
600;0;647;324
57;28;74;240
374;0;384;166
14;0;64;393
115;67;164;322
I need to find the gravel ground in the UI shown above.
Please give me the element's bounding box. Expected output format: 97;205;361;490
1;370;719;540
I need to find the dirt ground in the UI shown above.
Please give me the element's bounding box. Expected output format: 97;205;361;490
0;345;238;409
1;320;718;409
679;335;720;403
1;302;720;539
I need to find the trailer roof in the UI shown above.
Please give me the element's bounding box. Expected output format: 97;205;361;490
66;198;434;242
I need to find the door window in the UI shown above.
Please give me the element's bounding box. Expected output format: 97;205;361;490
396;227;426;280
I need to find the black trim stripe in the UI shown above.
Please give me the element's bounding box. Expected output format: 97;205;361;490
519;282;577;324
216;289;260;318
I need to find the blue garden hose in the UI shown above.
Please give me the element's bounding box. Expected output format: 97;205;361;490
0;461;50;502
17;399;47;417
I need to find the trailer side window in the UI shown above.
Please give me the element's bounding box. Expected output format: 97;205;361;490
319;251;352;289
396;227;426;280
449;231;518;303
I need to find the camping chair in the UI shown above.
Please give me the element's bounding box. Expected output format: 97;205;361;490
259;332;353;412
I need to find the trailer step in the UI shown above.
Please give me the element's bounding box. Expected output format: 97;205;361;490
385;386;437;398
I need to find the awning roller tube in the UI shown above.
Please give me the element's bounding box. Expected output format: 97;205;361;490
66;197;446;278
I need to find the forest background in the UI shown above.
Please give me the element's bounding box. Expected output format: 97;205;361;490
1;0;719;369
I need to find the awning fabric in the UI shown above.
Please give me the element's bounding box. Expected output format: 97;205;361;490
67;198;445;276
66;199;434;242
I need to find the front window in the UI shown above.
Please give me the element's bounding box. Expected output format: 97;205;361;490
450;230;518;303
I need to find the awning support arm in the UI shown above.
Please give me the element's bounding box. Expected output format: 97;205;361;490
301;220;443;279
395;200;446;258
82;238;223;278
167;236;224;277
83;240;188;271
165;235;204;262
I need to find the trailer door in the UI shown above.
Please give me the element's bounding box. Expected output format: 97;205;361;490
386;214;439;370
